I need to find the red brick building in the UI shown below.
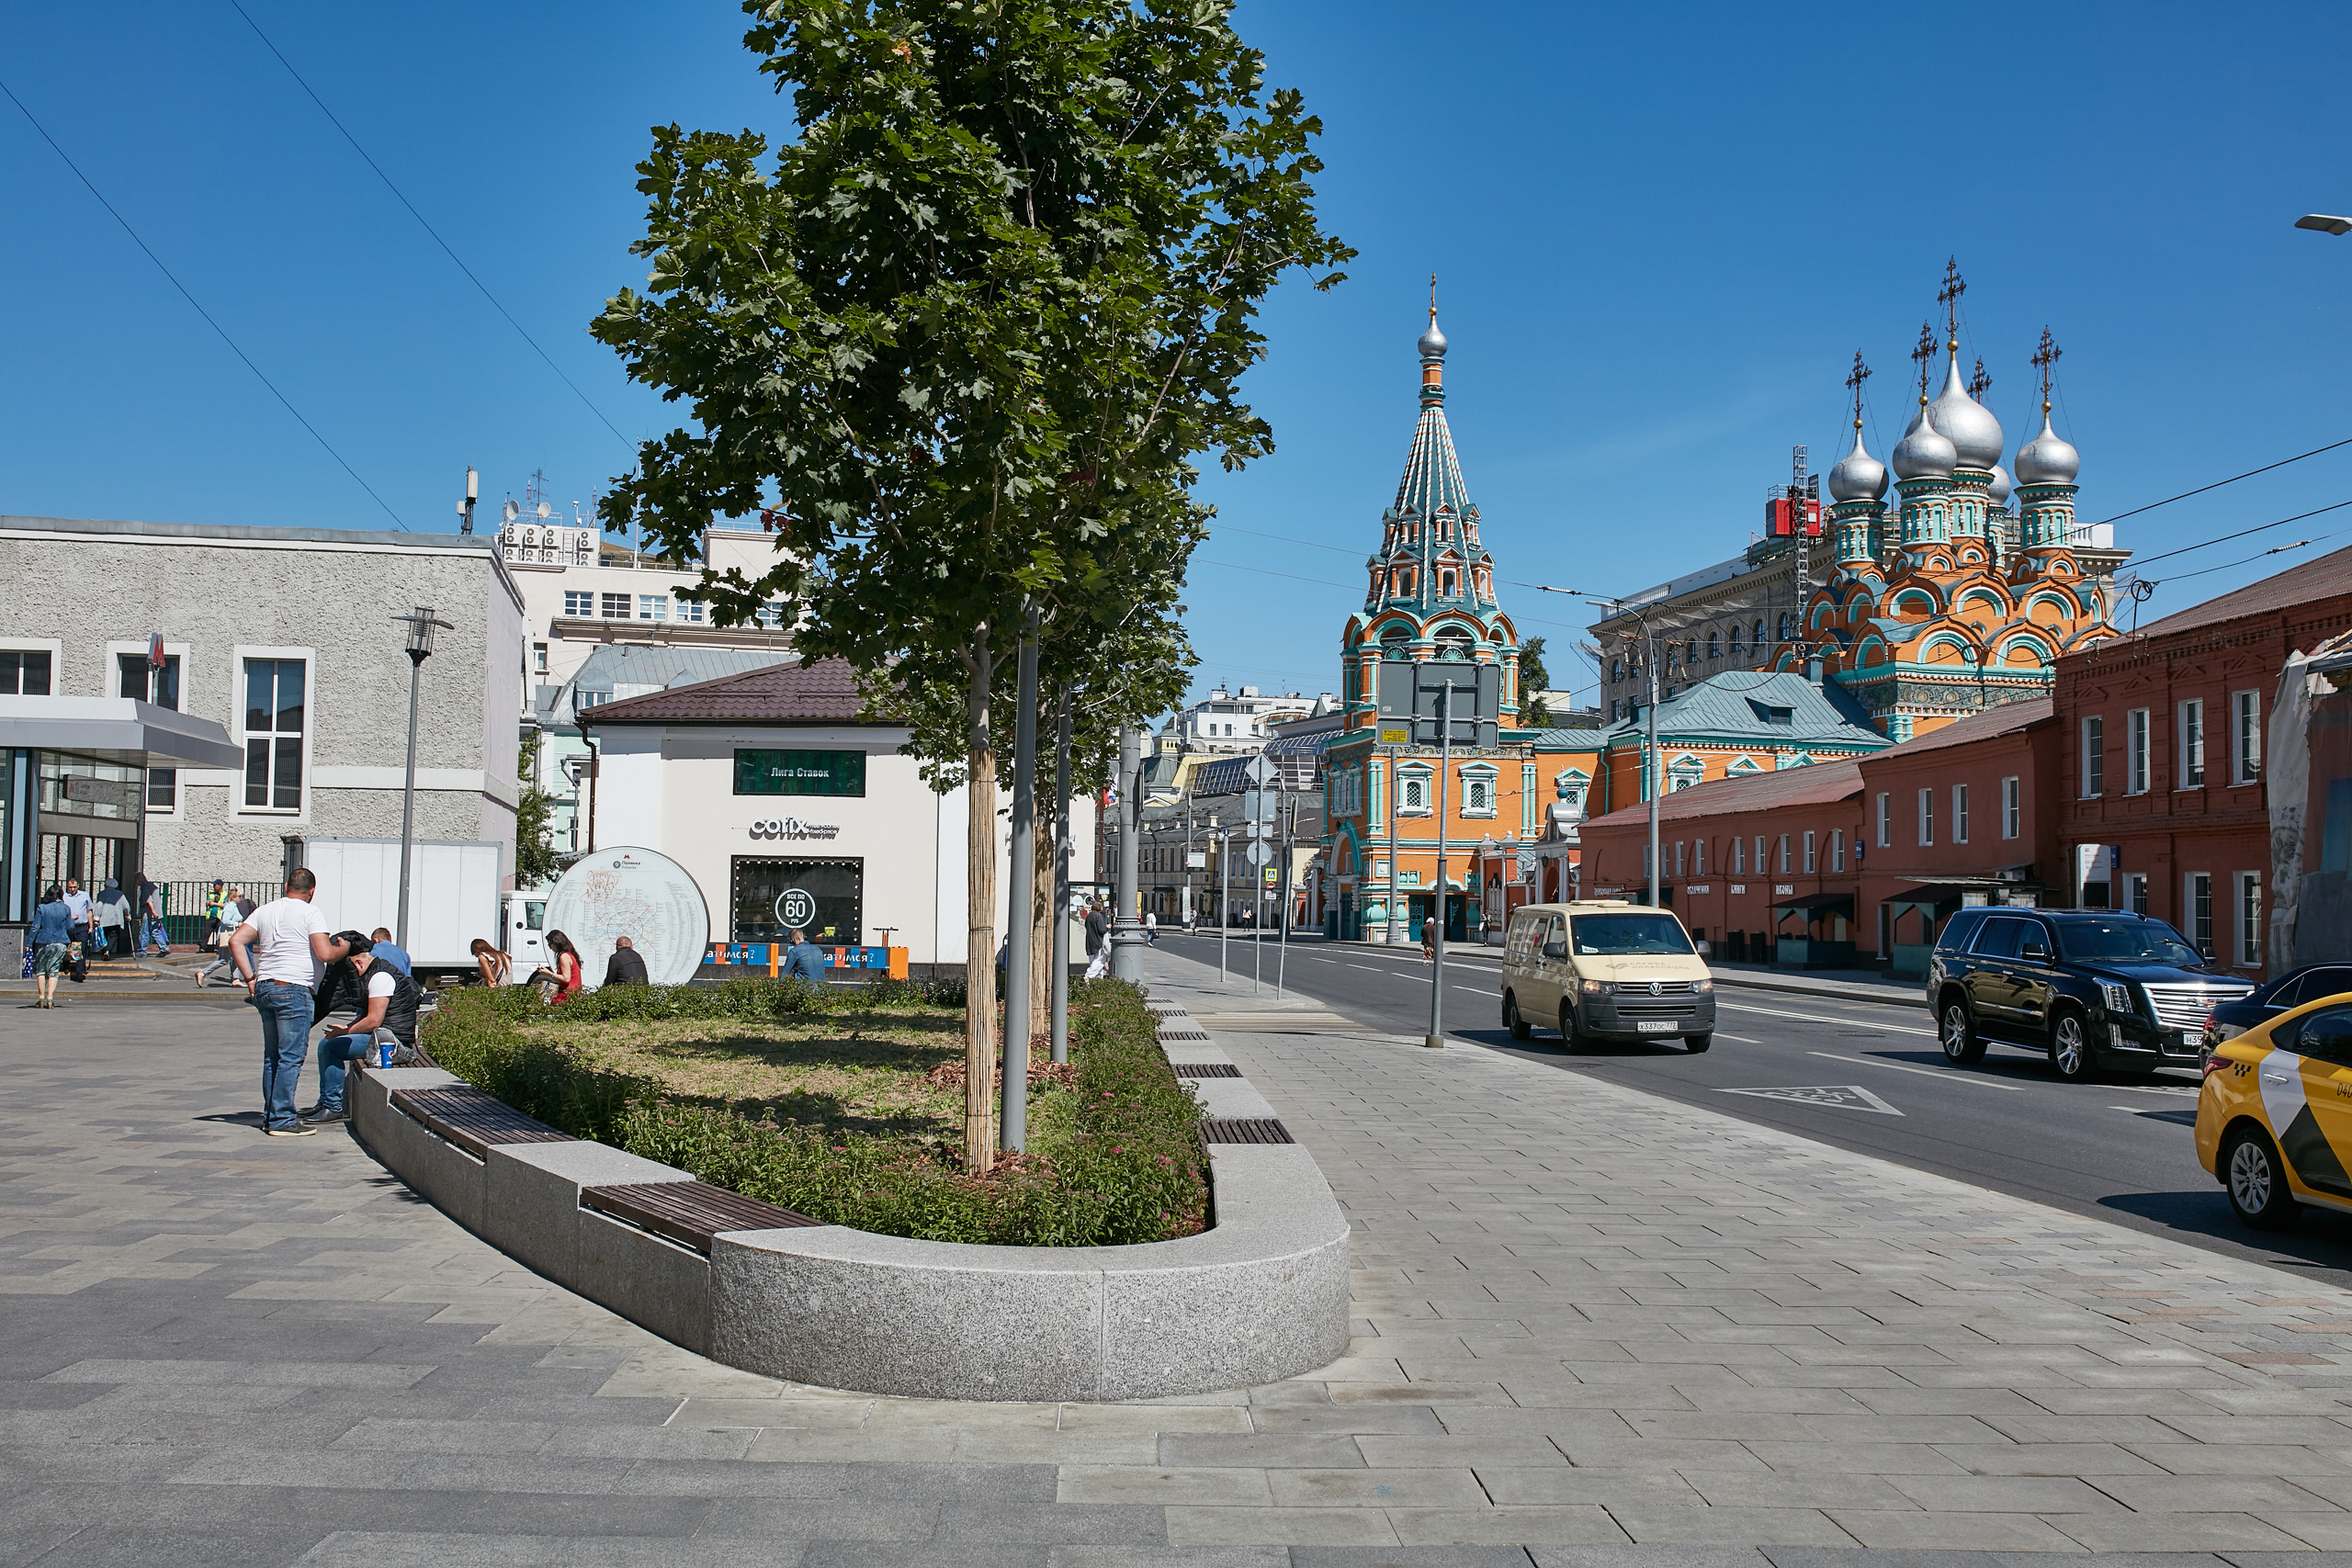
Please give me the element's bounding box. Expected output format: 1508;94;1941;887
2054;544;2352;978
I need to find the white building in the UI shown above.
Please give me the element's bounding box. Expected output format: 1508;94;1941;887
582;658;1097;969
1172;686;1336;754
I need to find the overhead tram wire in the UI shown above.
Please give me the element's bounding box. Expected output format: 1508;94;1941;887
225;0;636;452
0;73;409;531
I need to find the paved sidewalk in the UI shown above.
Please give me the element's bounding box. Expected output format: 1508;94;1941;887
12;977;2352;1562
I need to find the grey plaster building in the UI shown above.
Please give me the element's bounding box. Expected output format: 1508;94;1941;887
0;514;525;896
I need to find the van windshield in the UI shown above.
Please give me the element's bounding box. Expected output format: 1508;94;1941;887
2055;918;2201;965
1571;913;1695;956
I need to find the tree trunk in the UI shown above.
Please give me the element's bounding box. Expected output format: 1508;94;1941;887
964;625;998;1173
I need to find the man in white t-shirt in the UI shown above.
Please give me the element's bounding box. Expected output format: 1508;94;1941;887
228;869;339;1137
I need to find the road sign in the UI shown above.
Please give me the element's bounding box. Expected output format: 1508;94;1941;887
1241;789;1278;821
1377;727;1409;745
1185;852;1205;869
1245;841;1272;867
1244;753;1277;786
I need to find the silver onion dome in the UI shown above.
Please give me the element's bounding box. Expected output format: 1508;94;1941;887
1827;423;1888;502
1891;403;1957;479
2015;411;2081;485
1418;316;1449;359
1928;351;2006;470
1988;464;2013;504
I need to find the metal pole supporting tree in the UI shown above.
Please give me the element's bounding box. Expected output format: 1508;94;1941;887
1276;793;1293;998
1109;727;1146;982
1001;614;1039;1152
1425;680;1453;1049
1048;686;1071;1066
1218;822;1230;983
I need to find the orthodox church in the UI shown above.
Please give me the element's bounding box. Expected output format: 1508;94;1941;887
1795;269;2115;739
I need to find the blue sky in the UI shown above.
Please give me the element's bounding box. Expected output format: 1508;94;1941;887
6;3;2350;715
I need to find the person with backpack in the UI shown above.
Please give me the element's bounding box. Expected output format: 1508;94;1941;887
303;934;425;1125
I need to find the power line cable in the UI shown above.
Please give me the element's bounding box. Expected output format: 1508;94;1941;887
2077;436;2352;531
2125;499;2352;570
0;73;410;530
225;0;636;453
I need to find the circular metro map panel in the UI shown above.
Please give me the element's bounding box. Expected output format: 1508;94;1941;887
543;845;711;987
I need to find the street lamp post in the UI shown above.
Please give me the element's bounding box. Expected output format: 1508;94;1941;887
1109;727;1147;981
390;605;453;950
1535;586;1662;908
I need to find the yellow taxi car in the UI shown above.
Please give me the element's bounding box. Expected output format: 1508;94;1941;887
2197;994;2352;1230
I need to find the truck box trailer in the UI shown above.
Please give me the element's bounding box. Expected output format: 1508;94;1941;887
300;839;504;979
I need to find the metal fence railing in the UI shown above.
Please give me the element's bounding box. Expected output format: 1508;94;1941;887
155;877;280;947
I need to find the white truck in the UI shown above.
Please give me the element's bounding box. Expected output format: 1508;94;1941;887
301;839;513;984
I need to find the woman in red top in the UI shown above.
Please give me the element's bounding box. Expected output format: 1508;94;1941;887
537;930;583;1003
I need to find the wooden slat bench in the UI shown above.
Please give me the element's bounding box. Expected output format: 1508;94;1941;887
389;1086;572;1159
1170;1062;1242;1078
582;1181;827;1256
1202;1117;1295;1145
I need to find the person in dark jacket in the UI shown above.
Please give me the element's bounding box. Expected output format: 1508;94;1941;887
305;941;424;1123
602;935;650;987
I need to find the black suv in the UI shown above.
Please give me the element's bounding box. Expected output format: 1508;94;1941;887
1928;908;2256;1081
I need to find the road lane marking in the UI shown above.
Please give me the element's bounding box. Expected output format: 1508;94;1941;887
1805;1050;2026;1090
1718;1083;1903;1115
1723;1001;1937;1038
1714;1033;1763;1043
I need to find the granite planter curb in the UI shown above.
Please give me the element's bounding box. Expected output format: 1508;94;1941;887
348;1002;1349;1402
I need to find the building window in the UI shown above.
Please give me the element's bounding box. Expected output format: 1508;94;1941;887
0;649;53;694
1402;775;1428;812
2002;776;2020;840
758;600;788;628
1729;624;1744;656
2234;691;2262;784
1953;783;1970;844
1464;776;1492;813
2126;708;2150;795
563;590;594;617
1695;840;1707;875
1674;840;1685;877
2237;872;2263;967
600;592;630;618
638;594;669;622
676;599;707;625
1917;787;1934;847
2187;872;2213;957
533;643;548;675
242;658;306;812
117;652;183;810
1708;632;1721;660
1803;830;1816;873
1876;792;1891;848
2081;716;2104;797
1777;834;1791;874
1831;829;1845;873
2178;699;2205;788
2124;871;2148;915
1754;835;1766;874
1734;837;1746;874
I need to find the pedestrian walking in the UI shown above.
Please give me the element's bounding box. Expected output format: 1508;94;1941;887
303;938;426;1125
196;886;256;987
1144;909;1159;946
139;874;168;955
28;885;72;1009
225;869;337;1137
60;878;92;983
1419;918;1436;964
200;879;229;953
93;878;130;959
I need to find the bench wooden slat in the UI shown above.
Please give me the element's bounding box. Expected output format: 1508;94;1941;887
390;1087;572;1160
582;1180;825;1256
1202;1116;1294;1145
1170;1062;1242;1078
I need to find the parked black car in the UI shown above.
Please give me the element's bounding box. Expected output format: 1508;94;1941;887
1928;908;2256;1081
2205;962;2352;1047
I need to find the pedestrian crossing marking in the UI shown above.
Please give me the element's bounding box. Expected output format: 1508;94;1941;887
1715;1084;1903;1116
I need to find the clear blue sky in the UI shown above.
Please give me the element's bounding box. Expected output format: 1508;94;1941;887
7;4;2350;715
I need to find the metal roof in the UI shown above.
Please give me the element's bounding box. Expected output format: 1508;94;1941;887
582;658;869;726
1601;671;1888;750
0;696;243;770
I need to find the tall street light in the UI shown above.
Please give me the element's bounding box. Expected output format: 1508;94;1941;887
2296;214;2352;236
1534;586;1662;908
390;605;453;950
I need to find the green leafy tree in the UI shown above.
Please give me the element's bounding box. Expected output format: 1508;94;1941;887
514;734;565;888
1520;636;1552;728
592;0;1349;1168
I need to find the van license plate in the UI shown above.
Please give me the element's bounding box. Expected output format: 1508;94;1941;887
1636;1021;1677;1033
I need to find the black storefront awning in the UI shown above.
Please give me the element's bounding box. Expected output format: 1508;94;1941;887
1771;891;1855;914
1883;885;1970;917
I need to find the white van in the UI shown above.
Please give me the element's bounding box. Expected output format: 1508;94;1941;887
1500;900;1717;1052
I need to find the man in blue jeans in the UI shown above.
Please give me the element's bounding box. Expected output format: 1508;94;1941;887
227;869;338;1137
304;939;423;1125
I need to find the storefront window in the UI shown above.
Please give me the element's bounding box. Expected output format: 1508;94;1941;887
733;749;865;797
732;856;864;943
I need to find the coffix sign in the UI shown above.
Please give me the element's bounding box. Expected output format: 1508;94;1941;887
748;817;841;841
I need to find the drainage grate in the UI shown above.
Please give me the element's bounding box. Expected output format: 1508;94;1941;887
1202;1116;1294;1145
1171;1062;1242;1078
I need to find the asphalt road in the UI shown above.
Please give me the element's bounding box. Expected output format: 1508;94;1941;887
1162;928;2352;1292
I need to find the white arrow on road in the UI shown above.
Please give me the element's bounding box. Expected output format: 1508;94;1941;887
1714;1084;1903;1115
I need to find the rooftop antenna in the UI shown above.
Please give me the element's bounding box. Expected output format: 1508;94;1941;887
526;468;552;523
457;466;478;535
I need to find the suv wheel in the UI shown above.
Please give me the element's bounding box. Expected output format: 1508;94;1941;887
2049;1011;2097;1083
1939;998;1986;1065
2223;1124;2301;1231
1503;992;1532;1041
1684;1034;1712;1054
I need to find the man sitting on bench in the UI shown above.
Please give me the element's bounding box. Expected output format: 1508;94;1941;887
302;934;425;1126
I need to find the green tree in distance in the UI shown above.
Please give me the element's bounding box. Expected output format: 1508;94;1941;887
592;0;1350;1170
514;734;565;889
1520;636;1552;728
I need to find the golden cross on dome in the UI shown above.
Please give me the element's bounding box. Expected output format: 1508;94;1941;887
1909;321;1938;405
2030;328;2063;414
1938;257;1967;349
1429;272;1437;324
1845;352;1871;429
1968;356;1992;403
